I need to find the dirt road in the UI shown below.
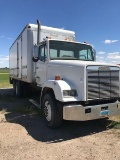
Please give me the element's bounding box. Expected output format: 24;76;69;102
0;88;120;160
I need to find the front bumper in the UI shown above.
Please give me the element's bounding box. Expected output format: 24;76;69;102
63;101;120;121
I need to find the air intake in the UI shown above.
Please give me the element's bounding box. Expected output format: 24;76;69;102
87;66;120;100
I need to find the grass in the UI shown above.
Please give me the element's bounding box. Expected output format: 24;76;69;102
0;92;42;115
109;115;120;129
0;68;9;73
3;102;43;117
0;108;7;114
13;105;42;115
0;68;12;88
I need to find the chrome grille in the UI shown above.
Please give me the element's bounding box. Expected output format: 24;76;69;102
87;67;120;100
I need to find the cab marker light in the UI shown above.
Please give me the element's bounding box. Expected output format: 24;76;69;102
55;76;60;80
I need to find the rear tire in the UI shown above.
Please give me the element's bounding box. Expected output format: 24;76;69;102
15;81;22;98
43;93;63;128
22;82;30;97
13;80;16;95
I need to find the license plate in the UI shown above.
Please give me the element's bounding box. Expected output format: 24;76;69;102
100;110;110;117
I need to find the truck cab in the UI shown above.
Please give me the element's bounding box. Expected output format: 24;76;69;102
33;37;120;128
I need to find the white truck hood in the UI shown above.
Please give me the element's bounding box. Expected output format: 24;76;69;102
47;59;120;102
49;60;119;68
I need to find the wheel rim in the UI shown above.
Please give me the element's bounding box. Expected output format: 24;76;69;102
44;100;51;122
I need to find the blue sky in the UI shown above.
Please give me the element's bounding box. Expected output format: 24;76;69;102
0;0;120;67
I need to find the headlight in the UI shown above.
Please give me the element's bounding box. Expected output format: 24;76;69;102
63;90;78;97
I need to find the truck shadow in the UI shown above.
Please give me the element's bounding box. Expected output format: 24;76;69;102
0;89;111;143
4;112;111;143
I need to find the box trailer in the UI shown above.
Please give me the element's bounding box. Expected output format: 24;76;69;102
9;20;120;128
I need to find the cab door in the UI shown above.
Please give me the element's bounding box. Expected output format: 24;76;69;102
35;43;47;85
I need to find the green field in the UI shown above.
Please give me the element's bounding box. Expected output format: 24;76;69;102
0;68;9;73
0;68;12;88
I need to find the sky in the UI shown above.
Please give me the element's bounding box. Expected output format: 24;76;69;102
0;0;120;67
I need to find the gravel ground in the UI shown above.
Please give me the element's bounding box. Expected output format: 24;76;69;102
0;88;120;160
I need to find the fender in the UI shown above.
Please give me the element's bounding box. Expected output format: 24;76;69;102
42;80;81;102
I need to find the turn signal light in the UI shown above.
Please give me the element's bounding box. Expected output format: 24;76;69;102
55;76;60;80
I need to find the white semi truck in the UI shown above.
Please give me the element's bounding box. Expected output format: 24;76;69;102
9;20;120;128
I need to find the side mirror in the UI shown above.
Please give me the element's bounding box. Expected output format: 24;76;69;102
33;45;39;62
92;49;96;61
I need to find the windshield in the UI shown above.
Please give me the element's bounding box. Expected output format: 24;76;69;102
49;40;93;61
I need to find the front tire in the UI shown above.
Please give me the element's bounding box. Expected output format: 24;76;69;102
43;93;62;128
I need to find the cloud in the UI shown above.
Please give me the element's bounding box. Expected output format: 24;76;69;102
0;35;13;40
7;37;13;40
0;55;9;64
107;52;120;59
96;51;106;63
99;57;104;59
96;54;106;63
104;39;119;44
97;51;105;54
96;51;120;64
103;52;120;64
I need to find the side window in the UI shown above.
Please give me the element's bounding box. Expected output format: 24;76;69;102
39;44;46;61
79;50;87;60
87;50;92;60
79;49;92;60
60;50;74;57
50;49;57;58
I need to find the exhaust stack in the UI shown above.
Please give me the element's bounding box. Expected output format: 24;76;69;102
37;19;41;45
